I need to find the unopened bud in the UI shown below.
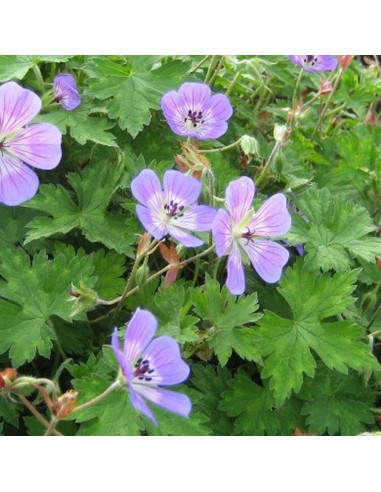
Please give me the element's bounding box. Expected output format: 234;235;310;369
0;368;17;390
136;232;152;257
135;264;150;285
319;79;333;95
69;281;98;317
361;291;378;314
274;124;291;145
52;390;79;419
337;55;353;70
240;135;260;158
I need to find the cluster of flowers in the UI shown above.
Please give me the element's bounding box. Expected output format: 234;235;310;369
0;55;339;425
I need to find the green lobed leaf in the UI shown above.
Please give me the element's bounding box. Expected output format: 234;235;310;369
0;247;95;366
84;56;191;137
192;277;262;366
258;262;379;406
23;160;137;257
35;108;117;147
288;187;381;272
299;366;375;435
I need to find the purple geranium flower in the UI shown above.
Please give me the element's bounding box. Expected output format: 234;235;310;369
288;55;338;73
53;73;81;111
161;82;233;140
112;308;191;425
212;177;292;295
131;168;216;247
0;81;62;206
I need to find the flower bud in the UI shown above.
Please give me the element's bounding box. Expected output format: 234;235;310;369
135;263;150;285
136;232;152;257
319;79;333;95
52;390;79;419
69;282;98;317
240;135;260;158
0;368;17;390
337;55;353;70
274;124;291;145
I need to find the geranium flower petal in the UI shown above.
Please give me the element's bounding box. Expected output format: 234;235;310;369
136;204;167;240
0;81;41;135
131;168;164;211
226;244;245;295
205;93;233;121
161;90;183;124
167;224;203;247
244;239;290;283
0;155;39;206
197;121;228;140
141;336;190;385
212;208;233;257
178;82;212;111
132;385;192;419
8;123;62;169
123;308;158;363
128;384;157;425
163;169;201;207
248;193;291;236
53;74;81;111
111;328;134;381
225;176;255;223
175;205;216;232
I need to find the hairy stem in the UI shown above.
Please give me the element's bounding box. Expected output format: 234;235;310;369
72;381;121;413
17;394;63;437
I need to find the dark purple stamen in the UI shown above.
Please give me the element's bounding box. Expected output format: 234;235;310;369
304;55;318;66
164;200;185;219
241;227;256;245
134;357;155;382
184;109;205;128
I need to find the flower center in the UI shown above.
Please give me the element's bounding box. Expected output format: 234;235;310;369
0;139;8;156
134;358;155;382
164;200;185;220
304;55;318;66
240;227;256;244
184;109;205;129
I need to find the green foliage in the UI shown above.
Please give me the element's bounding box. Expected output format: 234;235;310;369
36;108;117;147
219;371;302;436
258;262;378;406
23;160;137;257
0;247;95;366
192;276;262;366
83;56;191;137
68;352;143;436
1;55;381;436
299;367;375;435
0;55;72;82
288;187;381;271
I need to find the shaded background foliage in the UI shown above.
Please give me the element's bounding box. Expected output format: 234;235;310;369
0;55;381;435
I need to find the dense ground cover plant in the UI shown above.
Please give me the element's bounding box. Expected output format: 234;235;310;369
0;55;381;436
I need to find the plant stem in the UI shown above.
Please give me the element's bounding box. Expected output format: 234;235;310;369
226;72;241;96
208;56;224;88
204;56;217;84
311;68;343;140
291;69;304;116
198;138;242;154
255;141;282;187
32;64;46;94
17;394;63;436
367;302;381;330
104;244;216;306
44;417;58;436
113;254;144;316
47;318;67;361
72;381;121;413
189;55;210;75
